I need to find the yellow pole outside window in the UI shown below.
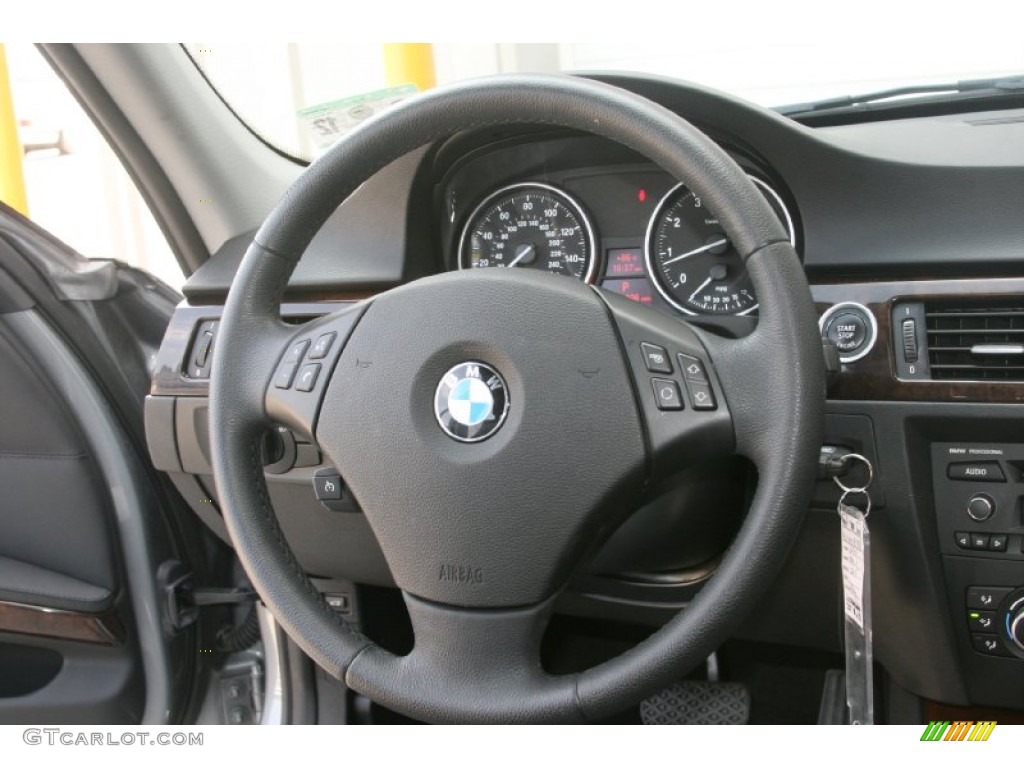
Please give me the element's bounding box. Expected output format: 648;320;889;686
0;43;28;216
383;44;436;92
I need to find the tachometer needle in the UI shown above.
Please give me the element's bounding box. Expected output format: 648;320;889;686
688;277;713;301
663;237;728;266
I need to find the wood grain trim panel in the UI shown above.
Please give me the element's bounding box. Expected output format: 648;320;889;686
0;600;125;646
151;300;356;397
813;277;1024;403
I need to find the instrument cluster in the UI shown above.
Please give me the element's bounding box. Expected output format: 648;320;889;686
451;152;797;319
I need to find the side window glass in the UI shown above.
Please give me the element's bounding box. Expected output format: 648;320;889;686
4;44;184;290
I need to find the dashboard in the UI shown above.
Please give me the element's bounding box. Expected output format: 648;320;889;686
147;73;1024;716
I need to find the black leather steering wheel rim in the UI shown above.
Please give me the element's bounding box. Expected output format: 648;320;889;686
209;74;826;723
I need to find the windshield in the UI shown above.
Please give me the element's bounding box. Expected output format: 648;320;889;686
187;39;1024;161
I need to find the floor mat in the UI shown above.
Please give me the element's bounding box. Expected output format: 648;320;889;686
720;640;842;725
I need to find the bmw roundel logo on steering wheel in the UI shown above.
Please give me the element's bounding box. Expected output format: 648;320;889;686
434;362;510;443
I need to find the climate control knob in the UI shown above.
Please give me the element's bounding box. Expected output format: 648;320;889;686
967;494;995;522
1010;602;1024;653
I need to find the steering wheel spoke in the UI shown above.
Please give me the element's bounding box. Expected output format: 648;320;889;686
346;593;582;724
600;289;735;481
264;304;367;440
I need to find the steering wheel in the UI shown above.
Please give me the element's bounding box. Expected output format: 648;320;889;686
209;74;825;724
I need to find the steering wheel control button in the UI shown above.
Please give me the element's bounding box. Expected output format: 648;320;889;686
651;378;683;411
955;531;972;549
677;353;709;384
641;342;672;374
295;363;322;392
948;461;1005;482
314;472;344;501
685;381;717;410
275;342;312;389
971;633;1010;657
274;363;298;390
309;331;337;360
263;307;368;442
970;533;991;550
966;586;1011;610
819;302;877;363
967;493;996;522
434;361;510;443
285;339;310;365
989;534;1008;552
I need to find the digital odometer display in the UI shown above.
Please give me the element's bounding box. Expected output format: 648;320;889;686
605;248;646;277
645;176;795;315
459;183;597;282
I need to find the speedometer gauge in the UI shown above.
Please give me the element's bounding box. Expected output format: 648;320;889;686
645;176;796;315
459;183;597;282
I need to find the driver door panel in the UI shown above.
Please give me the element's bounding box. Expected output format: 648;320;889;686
0;210;205;724
0;315;142;722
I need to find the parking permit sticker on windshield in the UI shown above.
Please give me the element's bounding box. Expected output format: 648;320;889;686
298;84;417;152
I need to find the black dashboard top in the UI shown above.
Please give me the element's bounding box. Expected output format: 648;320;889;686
182;73;1024;305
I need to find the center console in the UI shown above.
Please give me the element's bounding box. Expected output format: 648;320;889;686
931;442;1024;707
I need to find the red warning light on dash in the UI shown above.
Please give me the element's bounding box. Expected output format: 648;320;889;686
606;248;646;277
601;278;654;306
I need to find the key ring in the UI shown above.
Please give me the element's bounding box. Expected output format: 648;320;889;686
834;453;874;519
838;488;872;518
833;453;874;494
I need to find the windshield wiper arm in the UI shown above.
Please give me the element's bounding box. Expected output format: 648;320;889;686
776;73;1024;117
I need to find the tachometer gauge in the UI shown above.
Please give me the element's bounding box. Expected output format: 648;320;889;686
645;176;796;315
459;183;597;282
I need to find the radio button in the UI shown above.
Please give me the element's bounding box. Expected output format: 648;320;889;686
948;461;1005;482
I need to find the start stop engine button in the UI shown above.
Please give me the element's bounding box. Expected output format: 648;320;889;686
819;302;877;364
826;313;867;352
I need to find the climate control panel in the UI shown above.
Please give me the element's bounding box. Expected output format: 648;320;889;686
965;586;1024;658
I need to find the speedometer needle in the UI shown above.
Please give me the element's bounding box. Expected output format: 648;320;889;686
663;237;728;266
508;244;536;268
688;277;713;302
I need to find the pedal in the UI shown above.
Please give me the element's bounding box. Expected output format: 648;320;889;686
640;681;751;725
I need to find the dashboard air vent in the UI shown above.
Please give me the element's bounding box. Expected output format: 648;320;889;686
926;299;1024;381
